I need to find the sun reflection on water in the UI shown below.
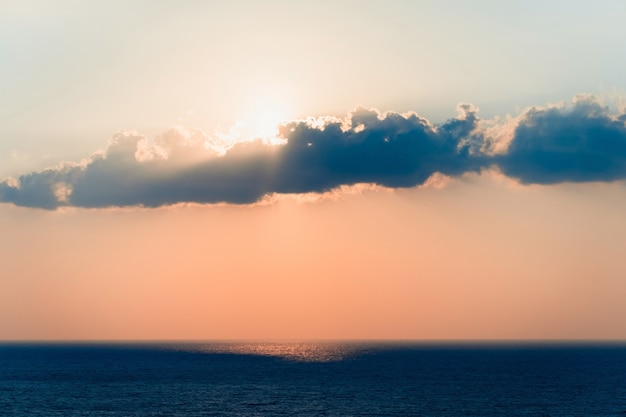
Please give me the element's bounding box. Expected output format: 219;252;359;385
169;342;366;362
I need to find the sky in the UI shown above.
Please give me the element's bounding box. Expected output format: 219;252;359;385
2;0;626;340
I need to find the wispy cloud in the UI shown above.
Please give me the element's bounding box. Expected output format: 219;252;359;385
2;96;625;209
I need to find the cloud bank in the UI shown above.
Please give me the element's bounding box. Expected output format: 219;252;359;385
2;96;626;209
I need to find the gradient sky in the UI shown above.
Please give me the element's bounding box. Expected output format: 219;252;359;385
2;0;626;340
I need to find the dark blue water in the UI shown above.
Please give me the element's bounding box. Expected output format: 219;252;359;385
1;342;626;416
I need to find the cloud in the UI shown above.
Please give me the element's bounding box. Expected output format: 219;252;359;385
271;105;484;193
2;96;626;210
0;107;484;209
498;96;626;184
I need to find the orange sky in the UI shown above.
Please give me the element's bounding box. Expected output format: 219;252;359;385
2;2;626;341
2;174;625;340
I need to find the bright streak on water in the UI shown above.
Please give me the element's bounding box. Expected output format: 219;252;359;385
165;341;366;362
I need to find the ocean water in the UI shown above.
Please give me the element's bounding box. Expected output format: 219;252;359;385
1;342;626;416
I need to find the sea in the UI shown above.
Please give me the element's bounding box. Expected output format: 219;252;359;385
1;342;625;416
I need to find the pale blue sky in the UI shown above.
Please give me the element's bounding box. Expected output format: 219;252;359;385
2;0;625;176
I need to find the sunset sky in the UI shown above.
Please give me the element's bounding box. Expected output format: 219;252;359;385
2;0;626;340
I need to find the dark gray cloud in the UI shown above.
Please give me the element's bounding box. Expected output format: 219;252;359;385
2;97;626;210
498;98;626;184
271;106;484;193
0;107;484;209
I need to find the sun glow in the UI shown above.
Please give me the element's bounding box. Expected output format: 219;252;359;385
211;91;292;152
238;87;294;142
244;100;290;142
